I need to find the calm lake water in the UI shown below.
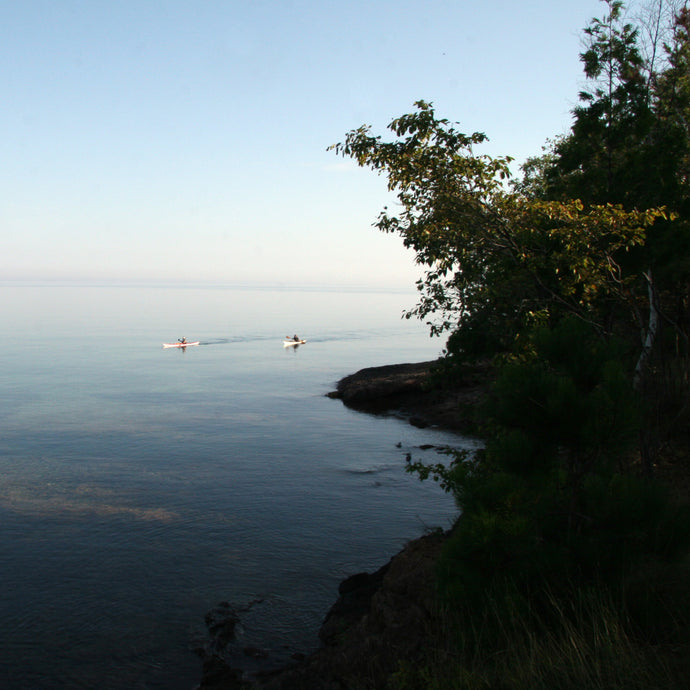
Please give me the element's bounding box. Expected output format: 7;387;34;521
0;284;477;689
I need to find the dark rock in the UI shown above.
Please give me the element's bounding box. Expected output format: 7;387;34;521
198;532;448;688
198;358;494;689
204;601;240;649
327;359;491;433
197;601;261;688
331;361;435;406
319;564;390;645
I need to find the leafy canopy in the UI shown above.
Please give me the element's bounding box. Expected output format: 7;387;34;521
332;101;667;357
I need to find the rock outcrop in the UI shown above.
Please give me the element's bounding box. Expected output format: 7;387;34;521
328;359;489;432
331;361;434;407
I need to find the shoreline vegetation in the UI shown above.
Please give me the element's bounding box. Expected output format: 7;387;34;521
198;359;690;689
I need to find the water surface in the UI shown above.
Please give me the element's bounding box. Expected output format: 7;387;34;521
0;284;476;689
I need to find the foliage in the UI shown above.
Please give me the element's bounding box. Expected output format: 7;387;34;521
545;0;653;207
536;1;690;302
527;0;690;458
408;318;690;608
332;102;667;362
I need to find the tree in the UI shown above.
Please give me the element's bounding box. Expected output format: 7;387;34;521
545;0;653;207
529;0;690;461
331;5;690;674
653;5;690;224
332;101;666;361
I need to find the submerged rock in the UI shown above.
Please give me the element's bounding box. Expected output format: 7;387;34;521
197;600;266;689
204;602;241;650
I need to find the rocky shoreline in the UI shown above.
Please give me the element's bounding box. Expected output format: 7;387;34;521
197;530;448;689
328;359;489;433
196;359;486;689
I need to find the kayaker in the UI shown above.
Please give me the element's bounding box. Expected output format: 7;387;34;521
293;334;300;342
178;337;187;344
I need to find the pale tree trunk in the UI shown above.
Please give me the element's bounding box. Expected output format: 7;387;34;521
634;270;659;475
634;270;659;391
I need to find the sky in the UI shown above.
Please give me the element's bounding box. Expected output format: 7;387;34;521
1;0;611;288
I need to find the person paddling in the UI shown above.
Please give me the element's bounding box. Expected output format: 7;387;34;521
178;337;187;344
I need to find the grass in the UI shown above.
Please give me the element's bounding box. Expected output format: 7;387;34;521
389;566;690;690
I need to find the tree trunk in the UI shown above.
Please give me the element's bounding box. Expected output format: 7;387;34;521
635;270;659;475
634;269;659;390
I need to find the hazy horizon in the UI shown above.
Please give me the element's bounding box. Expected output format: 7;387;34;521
2;0;609;286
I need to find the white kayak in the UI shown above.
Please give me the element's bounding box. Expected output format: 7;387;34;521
283;339;307;347
163;341;200;348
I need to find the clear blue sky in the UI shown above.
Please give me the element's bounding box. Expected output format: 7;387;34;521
1;0;609;287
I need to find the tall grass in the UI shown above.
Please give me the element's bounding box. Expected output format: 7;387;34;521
391;577;689;690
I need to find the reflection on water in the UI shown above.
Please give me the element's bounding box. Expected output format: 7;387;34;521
0;480;179;521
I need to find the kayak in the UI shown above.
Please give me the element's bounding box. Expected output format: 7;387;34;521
162;341;200;348
283;339;307;347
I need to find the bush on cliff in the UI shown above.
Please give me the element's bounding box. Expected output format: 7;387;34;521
407;317;690;684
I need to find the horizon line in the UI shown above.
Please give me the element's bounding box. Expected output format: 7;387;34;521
0;278;419;294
